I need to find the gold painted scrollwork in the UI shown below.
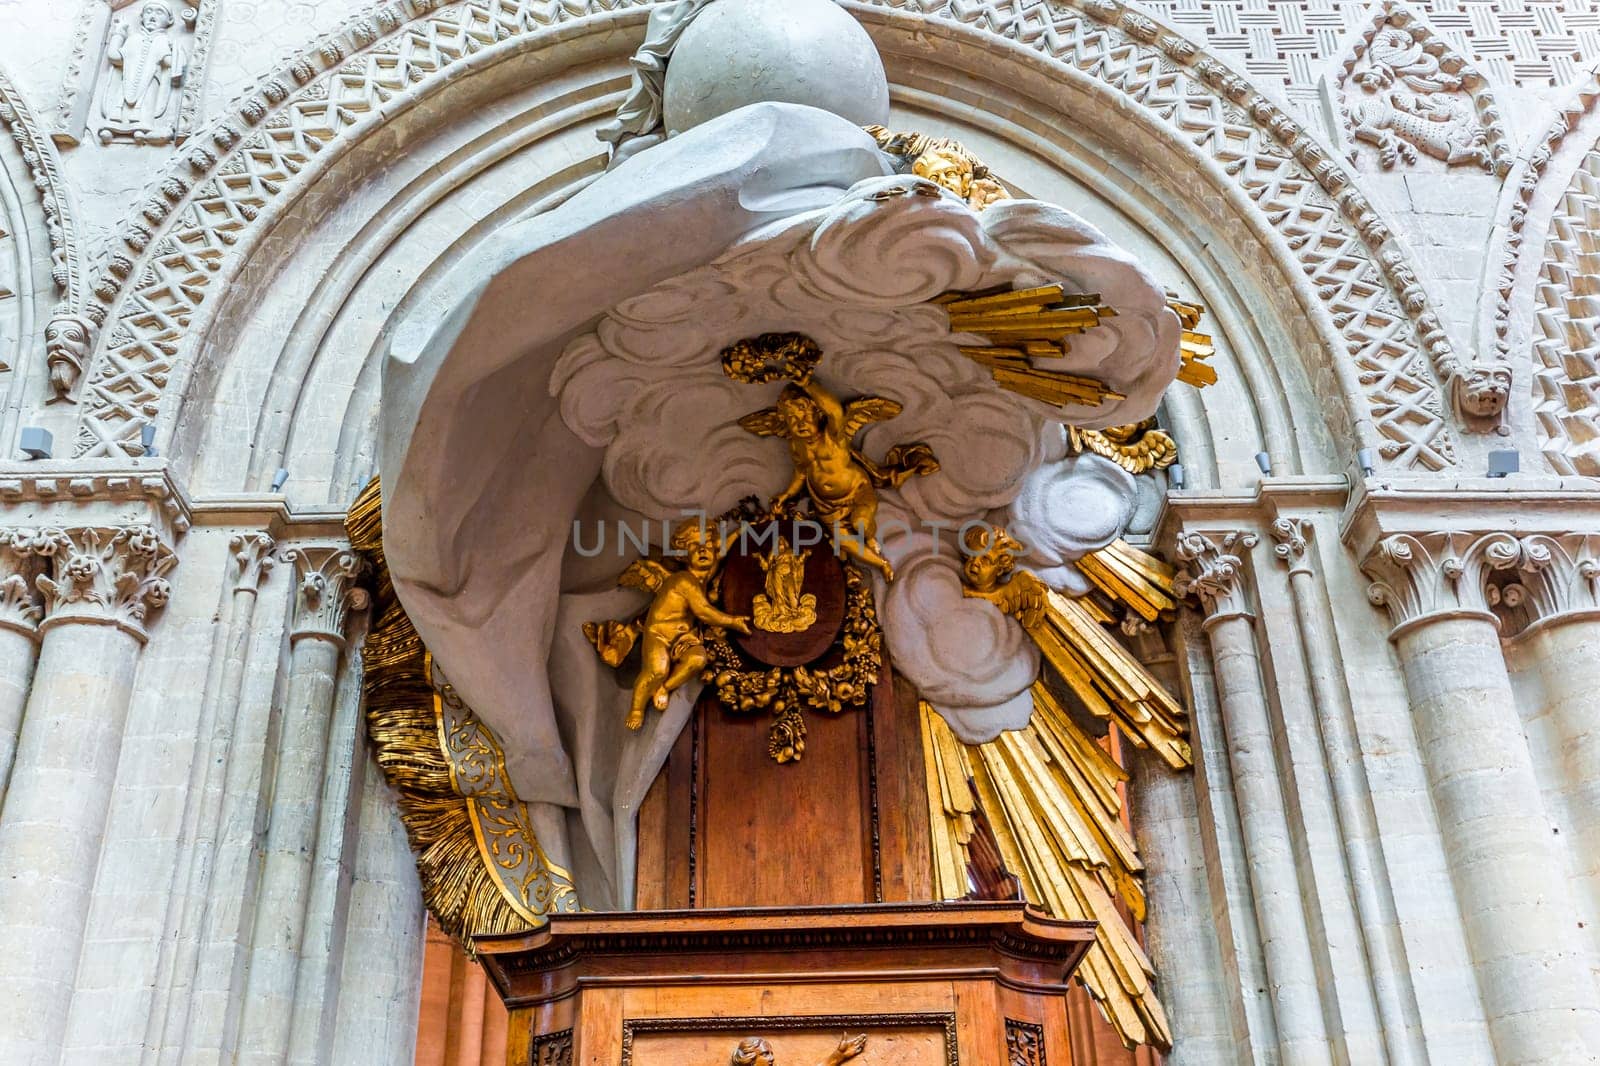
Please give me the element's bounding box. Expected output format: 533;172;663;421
349;479;578;942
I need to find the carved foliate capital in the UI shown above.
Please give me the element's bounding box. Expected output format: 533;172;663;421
229;532;275;593
31;524;176;641
1174;530;1259;623
1361;531;1522;638
282;546;368;646
1269;517;1313;575
0;529;45;637
1486;534;1600;634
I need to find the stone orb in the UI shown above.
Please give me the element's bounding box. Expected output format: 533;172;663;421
663;0;891;136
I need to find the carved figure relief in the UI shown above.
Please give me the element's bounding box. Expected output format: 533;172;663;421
45;313;93;403
99;1;188;144
731;334;939;583
1338;10;1509;176
57;0;217;148
729;1035;867;1066
753;535;817;634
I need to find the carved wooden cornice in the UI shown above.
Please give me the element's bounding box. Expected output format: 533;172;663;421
476;901;1095;1008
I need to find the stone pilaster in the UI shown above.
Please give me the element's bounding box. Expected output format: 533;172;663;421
146;532;276;1061
237;546;367;1066
1177;530;1333;1066
0;522;177;1066
0;528;44;797
1362;531;1600;1064
1269;516;1424;1065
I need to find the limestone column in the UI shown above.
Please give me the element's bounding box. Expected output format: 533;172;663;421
1175;530;1331;1066
1364;531;1600;1064
238;546;366;1066
1499;535;1600;934
1270;518;1424;1066
0;524;176;1066
0;528;44;796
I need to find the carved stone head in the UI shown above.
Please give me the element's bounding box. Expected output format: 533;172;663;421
45;312;93;400
140;0;176;32
1457;365;1513;420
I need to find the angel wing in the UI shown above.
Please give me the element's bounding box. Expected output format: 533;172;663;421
737;407;789;438
841;396;904;437
618;558;671;593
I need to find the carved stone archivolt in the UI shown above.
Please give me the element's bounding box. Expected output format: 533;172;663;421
70;0;1460;472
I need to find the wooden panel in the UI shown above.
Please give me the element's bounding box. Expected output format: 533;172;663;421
878;673;933;901
699;692;872;907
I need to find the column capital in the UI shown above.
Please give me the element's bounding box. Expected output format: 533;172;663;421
1360;531;1519;640
1174;530;1259;625
1488;533;1600;636
0;529;45;639
282;545;367;647
230;532;276;594
1269;517;1313;576
30;524;178;642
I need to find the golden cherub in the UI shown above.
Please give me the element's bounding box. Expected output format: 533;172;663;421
753;533;817;633
739;376;938;582
583;519;751;731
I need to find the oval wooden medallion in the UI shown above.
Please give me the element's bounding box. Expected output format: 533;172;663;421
719;523;846;667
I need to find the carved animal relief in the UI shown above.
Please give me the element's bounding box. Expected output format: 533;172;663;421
1340;13;1504;175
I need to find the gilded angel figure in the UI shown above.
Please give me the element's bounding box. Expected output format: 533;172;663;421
739;374;937;582
584;519;750;730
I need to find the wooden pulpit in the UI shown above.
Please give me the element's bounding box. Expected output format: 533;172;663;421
479;901;1092;1065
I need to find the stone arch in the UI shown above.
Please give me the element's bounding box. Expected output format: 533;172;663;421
68;0;1473;478
0;65;86;435
1481;71;1600;476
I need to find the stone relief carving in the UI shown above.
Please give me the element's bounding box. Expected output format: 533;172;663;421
45;313;93;403
28;524;176;640
0;66;89;382
280;546;368;645
1136;0;1593;109
1336;4;1510;178
1175;530;1259;622
1531;147;1600;475
56;0;219;148
67;0;1463;473
0;530;45;637
1355;530;1590;637
100;1;190;145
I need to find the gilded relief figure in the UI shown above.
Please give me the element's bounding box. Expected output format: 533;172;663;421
738;370;938;583
584;519;751;730
752;534;817;633
729;1034;869;1066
